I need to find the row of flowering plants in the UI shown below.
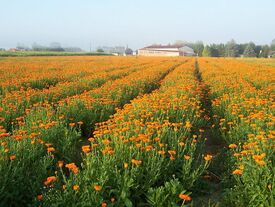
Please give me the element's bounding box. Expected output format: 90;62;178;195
198;58;274;207
0;57;181;206
0;56;145;94
0;59;151;133
40;59;213;207
55;59;181;136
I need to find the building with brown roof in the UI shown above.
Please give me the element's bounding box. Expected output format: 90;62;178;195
138;44;195;56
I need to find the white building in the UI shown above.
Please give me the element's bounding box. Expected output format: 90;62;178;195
138;44;195;56
99;46;126;55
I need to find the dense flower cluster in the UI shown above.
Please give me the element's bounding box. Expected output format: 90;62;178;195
0;56;273;206
198;58;274;207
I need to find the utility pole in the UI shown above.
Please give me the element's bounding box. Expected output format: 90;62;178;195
89;41;92;52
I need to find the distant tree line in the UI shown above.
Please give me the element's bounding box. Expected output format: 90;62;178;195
16;42;82;52
96;46;134;55
175;39;275;58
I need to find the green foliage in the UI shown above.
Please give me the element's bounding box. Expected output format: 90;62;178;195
147;179;189;207
225;39;239;57
191;41;204;57
259;45;270;58
243;42;257;57
97;48;104;53
202;46;212;57
41;62;210;206
0;51;111;57
125;48;133;55
270;38;275;51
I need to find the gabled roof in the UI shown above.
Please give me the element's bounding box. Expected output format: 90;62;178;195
140;44;194;51
143;44;184;49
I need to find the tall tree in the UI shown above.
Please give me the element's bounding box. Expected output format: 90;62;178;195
243;42;257;57
270;39;275;51
238;43;248;55
259;45;270;58
217;43;226;57
202;45;211;57
125;48;133;55
209;44;220;57
96;48;104;53
16;43;29;50
192;41;204;56
225;39;239;57
254;45;262;57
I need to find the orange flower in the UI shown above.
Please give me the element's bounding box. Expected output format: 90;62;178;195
57;160;64;168
168;150;176;155
88;137;95;142
94;185;102;191
37;195;43;201
232;169;243;175
101;202;107;207
47;147;55;153
179;193;192;201
154;137;160;142
44;176;57;186
102;139;110;145
184;121;192;129
179;142;185;147
255;160;266;166
184;155;191;160
0;133;10;138
69;123;76;127
252;153;266;161
9;155;16;160
158;150;165;155
204;154;213;161
131;159;142;166
124;162;129;169
73;185;80;191
65;163;79;174
234;153;241;157
82;145;91;153
45;143;53;147
92;144;98;148
229;144;237;149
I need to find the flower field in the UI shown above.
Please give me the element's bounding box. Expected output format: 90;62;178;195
0;56;274;207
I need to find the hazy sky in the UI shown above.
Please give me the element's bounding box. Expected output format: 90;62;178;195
0;0;274;50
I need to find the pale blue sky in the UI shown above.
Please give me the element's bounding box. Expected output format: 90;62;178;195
0;0;274;50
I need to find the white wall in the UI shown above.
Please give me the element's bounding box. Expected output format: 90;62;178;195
138;49;179;56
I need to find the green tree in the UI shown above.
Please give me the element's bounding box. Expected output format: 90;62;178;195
97;48;104;53
212;44;226;57
225;39;239;57
202;45;211;57
209;44;220;57
243;42;256;57
254;45;262;57
192;41;204;56
174;41;204;56
259;45;270;58
238;43;248;55
270;39;275;51
125;48;133;55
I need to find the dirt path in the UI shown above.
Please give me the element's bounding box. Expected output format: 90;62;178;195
192;60;227;206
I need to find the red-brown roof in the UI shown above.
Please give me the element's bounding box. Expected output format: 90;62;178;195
138;49;179;53
141;44;184;49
